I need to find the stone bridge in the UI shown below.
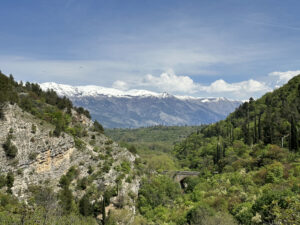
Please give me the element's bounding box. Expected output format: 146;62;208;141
172;171;200;183
161;171;200;188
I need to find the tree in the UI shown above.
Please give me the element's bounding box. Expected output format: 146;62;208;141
289;116;298;152
53;125;62;137
0;103;4;120
6;171;14;194
102;196;106;225
3;134;18;158
59;187;74;214
31;124;37;134
79;194;93;216
94;120;104;133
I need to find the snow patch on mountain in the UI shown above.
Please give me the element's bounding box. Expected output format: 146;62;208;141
40;82;230;102
41;82;166;98
39;82;242;128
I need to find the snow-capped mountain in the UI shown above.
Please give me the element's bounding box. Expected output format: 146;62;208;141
40;82;167;98
40;82;242;128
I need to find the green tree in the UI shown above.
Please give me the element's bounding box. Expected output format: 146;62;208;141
79;194;93;216
93;120;104;133
31;124;37;134
6;171;14;194
3;135;18;158
59;187;74;214
290;116;298;152
0;103;4;120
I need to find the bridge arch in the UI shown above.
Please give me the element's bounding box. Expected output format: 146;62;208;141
173;171;200;184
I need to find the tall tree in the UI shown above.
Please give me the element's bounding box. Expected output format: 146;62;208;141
290;116;298;152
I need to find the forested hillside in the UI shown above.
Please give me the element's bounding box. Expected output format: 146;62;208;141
106;125;201;154
0;72;140;224
156;76;300;224
102;76;300;224
0;71;91;133
122;75;299;225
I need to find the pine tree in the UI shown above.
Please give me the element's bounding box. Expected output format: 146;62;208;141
6;171;14;194
0;103;4;120
254;114;257;144
3;134;18;158
290;116;298;152
102;196;106;225
79;194;93;216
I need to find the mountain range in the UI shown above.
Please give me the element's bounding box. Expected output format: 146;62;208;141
40;82;242;128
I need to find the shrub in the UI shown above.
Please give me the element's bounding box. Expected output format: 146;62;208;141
74;138;86;150
59;175;71;188
121;161;131;174
79;194;93;216
102;162;111;173
187;204;214;225
89;140;96;146
127;145;137;154
6;171;14;194
17;169;23;176
105;139;113;145
29;152;38;160
77;177;88;190
265;162;284;183
138;175;181;215
31;124;36;134
0;104;4;120
75;107;91;119
125;176;132;183
59;186;75;214
88;165;94;174
232;202;254;225
3;135;18;158
0;175;6;188
252;189;292;223
93;120;104;133
53;125;62;137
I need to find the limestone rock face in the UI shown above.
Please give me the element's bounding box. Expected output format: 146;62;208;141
0;104;139;214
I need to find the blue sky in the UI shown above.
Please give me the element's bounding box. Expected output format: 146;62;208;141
1;0;300;99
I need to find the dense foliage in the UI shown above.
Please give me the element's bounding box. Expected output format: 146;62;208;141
110;76;300;224
168;76;300;224
1;71;300;224
106;125;201;153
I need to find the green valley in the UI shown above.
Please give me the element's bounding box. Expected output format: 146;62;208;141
108;76;300;224
0;71;299;224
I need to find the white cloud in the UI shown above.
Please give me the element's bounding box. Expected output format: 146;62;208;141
203;79;270;94
112;80;128;90
2;54;299;100
140;70;199;93
118;70;270;99
268;70;300;87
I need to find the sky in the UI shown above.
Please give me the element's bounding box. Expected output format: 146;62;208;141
1;0;300;100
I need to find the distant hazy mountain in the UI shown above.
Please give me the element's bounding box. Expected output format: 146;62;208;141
40;82;242;128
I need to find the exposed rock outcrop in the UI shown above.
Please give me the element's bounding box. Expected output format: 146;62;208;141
0;103;140;216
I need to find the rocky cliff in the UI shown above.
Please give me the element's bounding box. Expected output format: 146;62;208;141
0;103;139;217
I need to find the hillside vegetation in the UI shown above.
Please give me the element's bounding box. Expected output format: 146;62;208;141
0;72;139;224
106;125;201;154
1;70;300;224
106;126;202;173
133;76;300;224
